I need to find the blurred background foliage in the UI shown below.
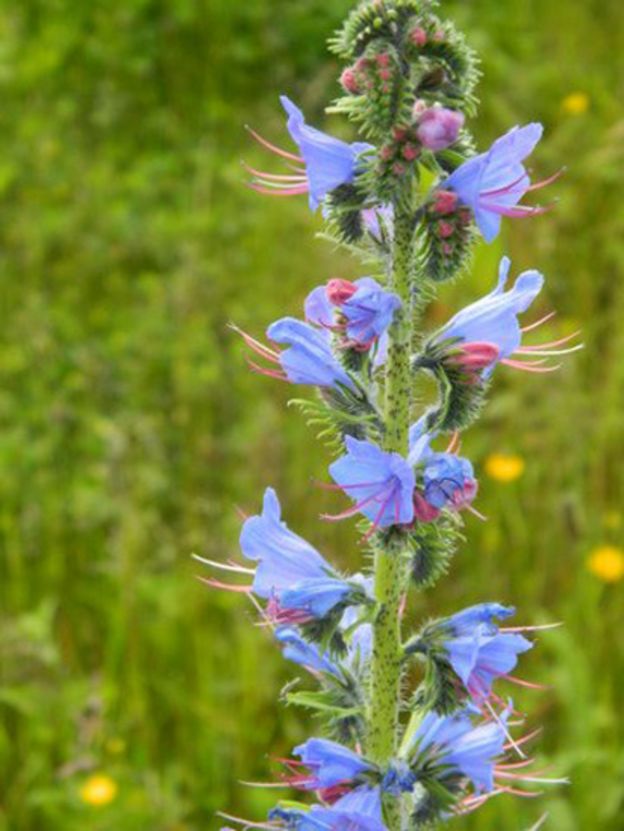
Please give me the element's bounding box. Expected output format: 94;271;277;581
0;0;622;829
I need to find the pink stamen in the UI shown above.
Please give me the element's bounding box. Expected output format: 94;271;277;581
501;622;563;633
485;699;526;759
243;162;307;182
249;183;310;196
229;324;280;362
498;786;543;798
505;728;542;752
517;330;581;350
521;311;556;333
192;554;255;575
197;576;252;593
480;171;529;198
247;359;288;381
501;359;561;373
504;674;549;691
446;430;460;454
245;125;304;164
515;343;583;358
526;168;565;191
466;503;488;521
479;201;552;218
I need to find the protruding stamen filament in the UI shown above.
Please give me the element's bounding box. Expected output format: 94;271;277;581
245;125;304;163
521;311;557;333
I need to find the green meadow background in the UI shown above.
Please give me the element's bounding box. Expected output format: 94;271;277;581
1;1;623;829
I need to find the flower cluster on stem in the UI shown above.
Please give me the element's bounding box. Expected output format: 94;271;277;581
207;2;578;829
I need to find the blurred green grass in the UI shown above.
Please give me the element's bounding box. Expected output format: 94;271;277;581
0;1;623;829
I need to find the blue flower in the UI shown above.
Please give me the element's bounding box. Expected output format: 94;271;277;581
294;738;373;789
281;96;373;211
305;277;400;360
267;317;357;391
327;437;415;529
340;278;402;346
274;627;341;676
444;123;551;242
411;708;507;793
443;605;533;704
269;787;385;831
434;257;544;378
240;488;360;621
408;430;478;519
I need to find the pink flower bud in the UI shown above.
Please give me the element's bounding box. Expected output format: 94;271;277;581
416;107;465;151
376;52;391;68
379;68;393;81
380;145;395;161
402;143;420;161
451;479;478;510
442;242;453;256
413;491;441;523
410;27;428;47
326;279;357;305
446;342;500;383
438;221;455;239
432;190;459;215
340;67;361;94
392;162;406;176
392;126;408;141
412;99;428;118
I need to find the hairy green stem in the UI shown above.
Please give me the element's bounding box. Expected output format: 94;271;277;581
368;204;416;830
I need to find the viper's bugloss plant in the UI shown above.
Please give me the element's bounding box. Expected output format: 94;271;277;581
206;2;580;828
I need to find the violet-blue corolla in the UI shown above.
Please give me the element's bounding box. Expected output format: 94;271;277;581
409;707;508;794
305;276;401;351
443;123;560;242
275;627;343;677
267;787;385;831
246;96;373;211
275;615;373;679
407;705;567;809
431;256;582;379
440;604;535;706
325;437;416;530
197;488;369;625
408;428;479;522
293;738;373;790
232;318;357;392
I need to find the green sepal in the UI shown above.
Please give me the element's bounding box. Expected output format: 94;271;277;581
406;513;463;588
284;673;367;744
413;339;491;433
419;206;476;284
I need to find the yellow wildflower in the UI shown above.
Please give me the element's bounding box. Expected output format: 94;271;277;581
562;92;589;116
80;774;118;807
587;546;624;583
484;453;525;483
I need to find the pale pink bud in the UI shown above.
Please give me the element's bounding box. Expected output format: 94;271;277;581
402;143;420;161
410;27;428;47
413;491;441;523
416;107;465;151
340;67;361;94
432;190;459;215
326;278;357;305
438;221;455;239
